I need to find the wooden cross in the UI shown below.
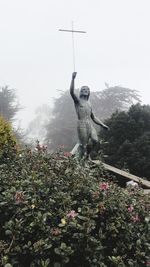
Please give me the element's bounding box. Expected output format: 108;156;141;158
59;22;86;71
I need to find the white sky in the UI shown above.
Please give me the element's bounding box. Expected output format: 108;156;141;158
0;0;150;128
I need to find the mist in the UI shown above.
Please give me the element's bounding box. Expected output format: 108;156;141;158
0;0;150;136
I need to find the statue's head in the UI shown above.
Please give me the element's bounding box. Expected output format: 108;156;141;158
79;86;90;100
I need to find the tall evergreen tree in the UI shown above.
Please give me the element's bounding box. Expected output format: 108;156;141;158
26;104;52;143
0;86;20;122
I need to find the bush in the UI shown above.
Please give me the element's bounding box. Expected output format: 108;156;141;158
101;104;150;180
0;116;17;162
0;147;150;267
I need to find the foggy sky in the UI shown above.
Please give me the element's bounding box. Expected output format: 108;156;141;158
0;0;150;128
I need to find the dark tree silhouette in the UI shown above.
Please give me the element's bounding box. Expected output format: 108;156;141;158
101;104;150;180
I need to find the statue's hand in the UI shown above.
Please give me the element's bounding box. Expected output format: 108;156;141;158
103;125;110;130
72;72;77;79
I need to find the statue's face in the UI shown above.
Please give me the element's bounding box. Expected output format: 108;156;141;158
80;86;90;98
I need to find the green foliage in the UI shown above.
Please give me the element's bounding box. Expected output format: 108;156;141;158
45;86;140;151
0;116;17;162
0;86;20;122
102;104;150;179
0;146;149;266
0;86;24;142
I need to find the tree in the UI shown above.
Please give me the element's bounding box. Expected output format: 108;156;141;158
91;86;140;119
0;115;17;162
101;103;150;180
0;86;20;122
26;104;52;144
0;86;24;144
45;91;77;151
45;86;141;151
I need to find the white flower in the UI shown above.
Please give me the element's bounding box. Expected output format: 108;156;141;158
126;180;138;187
145;216;150;223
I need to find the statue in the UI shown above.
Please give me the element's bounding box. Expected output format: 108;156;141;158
70;72;109;158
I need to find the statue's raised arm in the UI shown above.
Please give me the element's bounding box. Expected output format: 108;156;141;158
70;72;79;104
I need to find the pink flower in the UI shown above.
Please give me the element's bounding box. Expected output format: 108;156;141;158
64;152;71;157
53;155;60;160
36;142;47;151
130;215;139;222
99;182;109;190
36;144;42;150
67;210;77;218
42;145;47;150
15;191;23;202
146;261;150;265
127;206;134;212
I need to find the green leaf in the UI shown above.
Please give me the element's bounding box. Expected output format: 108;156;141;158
53;263;61;267
5;230;12;236
77;215;88;221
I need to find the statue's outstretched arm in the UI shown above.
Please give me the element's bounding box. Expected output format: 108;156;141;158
70;72;79;104
91;111;109;130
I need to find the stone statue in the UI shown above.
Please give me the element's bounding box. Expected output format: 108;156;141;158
70;72;109;158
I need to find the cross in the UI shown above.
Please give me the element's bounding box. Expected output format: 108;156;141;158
59;22;86;71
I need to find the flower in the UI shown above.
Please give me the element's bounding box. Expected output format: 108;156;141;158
67;210;77;218
42;144;47;150
53;155;60;160
145;216;150;223
13;144;20;151
146;261;150;266
59;144;64;149
64;152;72;157
31;204;35;209
99;203;106;212
35;143;47;151
61;218;66;225
15;191;23;202
51;228;61;236
127;206;134;212
99;182;109;190
126;180;138;187
92;191;99;199
36;141;42;150
130;215;139;222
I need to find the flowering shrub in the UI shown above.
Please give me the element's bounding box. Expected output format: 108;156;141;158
0;148;149;266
